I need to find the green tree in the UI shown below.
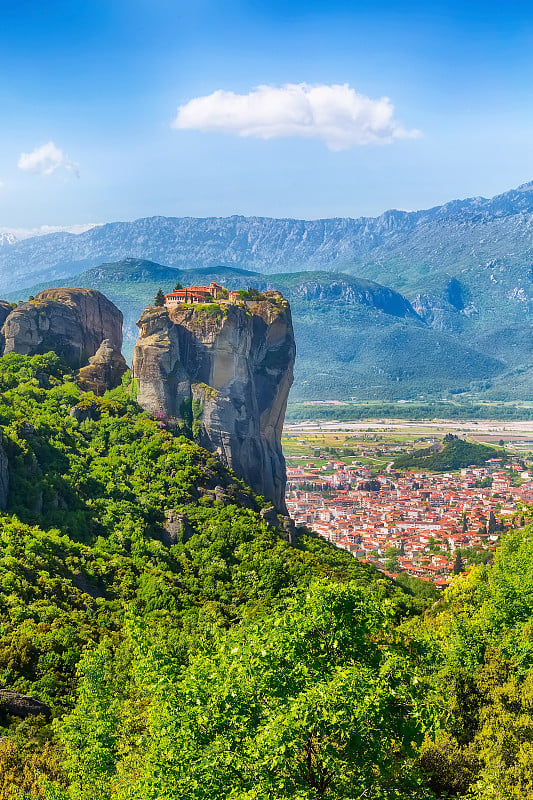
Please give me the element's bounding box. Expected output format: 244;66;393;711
395;572;439;600
453;550;465;575
154;288;165;307
428;537;442;554
384;546;401;560
384;557;400;572
53;583;436;800
384;546;401;572
53;643;123;800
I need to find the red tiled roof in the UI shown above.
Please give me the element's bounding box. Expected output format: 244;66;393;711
165;286;212;298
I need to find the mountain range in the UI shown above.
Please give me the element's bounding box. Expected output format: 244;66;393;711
12;259;508;402
1;180;533;286
5;180;533;401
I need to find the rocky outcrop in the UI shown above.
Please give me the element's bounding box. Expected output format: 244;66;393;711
289;278;420;319
2;288;123;368
0;288;126;392
412;293;460;331
163;510;194;547
132;293;295;511
0;690;51;721
77;339;127;395
0;302;12;352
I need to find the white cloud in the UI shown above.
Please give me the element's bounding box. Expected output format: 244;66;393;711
172;82;419;151
18;141;79;177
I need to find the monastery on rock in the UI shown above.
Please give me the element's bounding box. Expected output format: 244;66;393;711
164;282;242;307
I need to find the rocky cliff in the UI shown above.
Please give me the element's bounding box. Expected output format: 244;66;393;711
3;288;122;363
0;301;12;353
77;338;128;395
132;293;295;511
1;288;126;391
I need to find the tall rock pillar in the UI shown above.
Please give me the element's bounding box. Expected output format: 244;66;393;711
132;292;295;512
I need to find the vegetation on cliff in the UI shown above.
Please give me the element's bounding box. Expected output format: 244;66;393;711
1;354;533;798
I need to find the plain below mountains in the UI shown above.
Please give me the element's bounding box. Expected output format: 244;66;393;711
15;259;509;402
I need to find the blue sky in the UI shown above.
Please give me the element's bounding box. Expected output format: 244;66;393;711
1;0;532;231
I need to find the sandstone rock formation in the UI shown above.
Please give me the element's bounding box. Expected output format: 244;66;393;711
132;292;295;511
0;301;12;352
1;288;126;392
163;510;194;547
0;690;51;721
3;288;122;364
77;339;128;395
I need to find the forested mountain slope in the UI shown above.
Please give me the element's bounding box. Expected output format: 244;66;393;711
0;352;429;798
0;353;532;797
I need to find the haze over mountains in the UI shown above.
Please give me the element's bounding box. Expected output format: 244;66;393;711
7;180;533;402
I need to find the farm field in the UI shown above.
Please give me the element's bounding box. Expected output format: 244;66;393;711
283;418;533;469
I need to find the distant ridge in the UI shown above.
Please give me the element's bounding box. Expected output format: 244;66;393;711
2;180;533;293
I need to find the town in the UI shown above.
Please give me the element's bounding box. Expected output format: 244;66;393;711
284;425;533;588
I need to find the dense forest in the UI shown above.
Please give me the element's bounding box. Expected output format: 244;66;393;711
0;354;532;798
